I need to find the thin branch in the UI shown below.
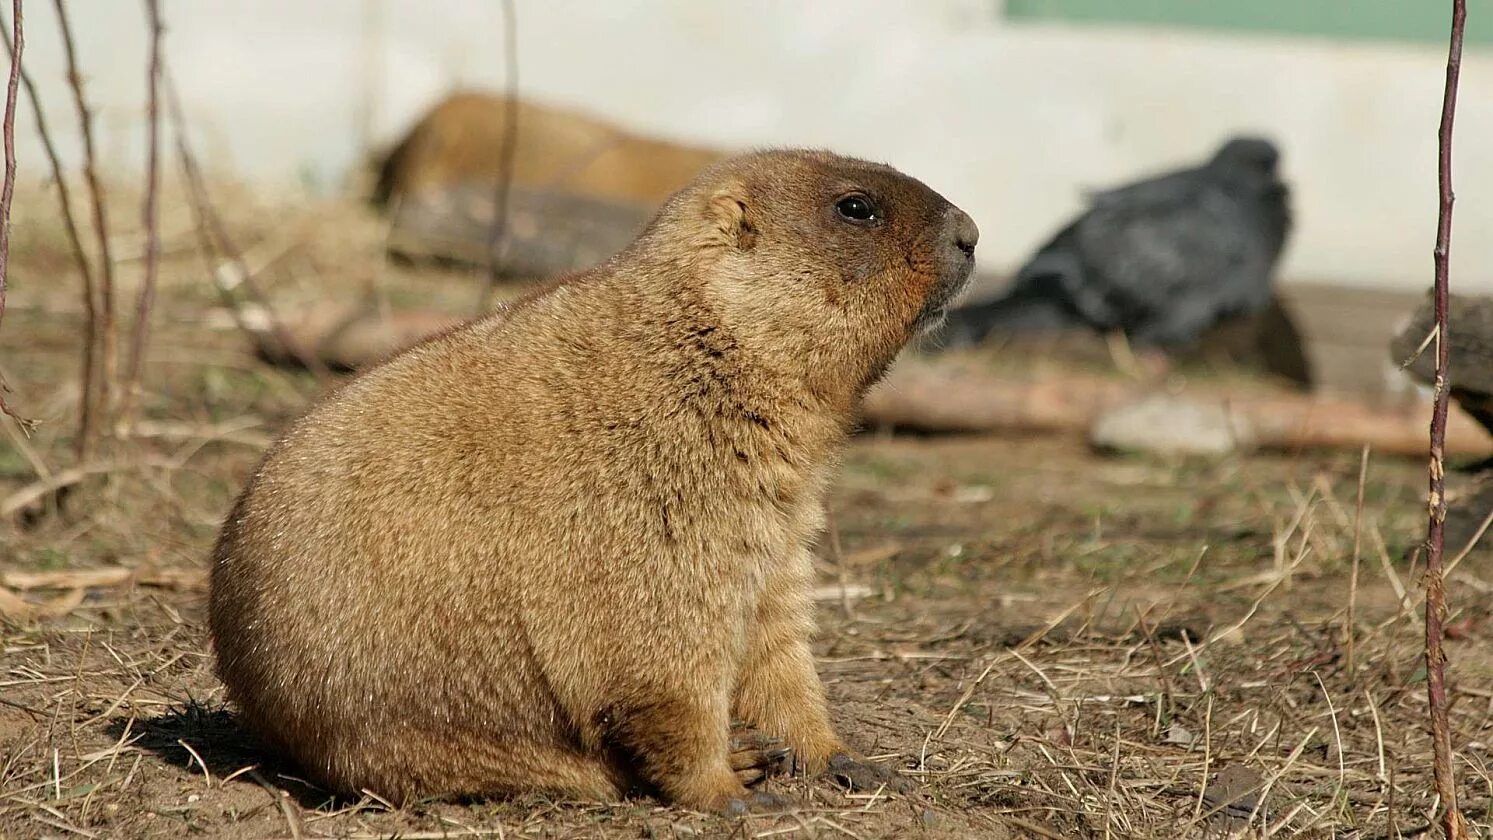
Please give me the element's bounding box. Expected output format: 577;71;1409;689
161;62;330;381
1425;2;1467;838
0;0;97;457
52;0;115;450
118;0;163;433
0;0;26;427
1346;445;1369;672
354;0;385;163
477;0;519;314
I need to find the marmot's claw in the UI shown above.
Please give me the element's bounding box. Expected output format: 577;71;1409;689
729;726;794;785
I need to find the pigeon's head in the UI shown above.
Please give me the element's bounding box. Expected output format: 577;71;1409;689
1211;136;1281;178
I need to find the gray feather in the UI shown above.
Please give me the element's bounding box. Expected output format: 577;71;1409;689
938;135;1292;351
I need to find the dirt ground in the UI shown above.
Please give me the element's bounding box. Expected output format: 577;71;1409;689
3;184;1493;839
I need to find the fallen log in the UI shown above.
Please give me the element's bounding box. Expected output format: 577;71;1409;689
864;359;1491;458
246;308;1491;458
251;306;465;372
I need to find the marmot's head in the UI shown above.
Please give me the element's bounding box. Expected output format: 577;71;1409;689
647;149;978;394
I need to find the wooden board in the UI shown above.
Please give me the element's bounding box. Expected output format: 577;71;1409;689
385;183;653;279
1274;281;1426;405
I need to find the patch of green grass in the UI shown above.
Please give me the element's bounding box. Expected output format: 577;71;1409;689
27;546;70;570
878;514;915;532
0;443;32;479
849;455;915;483
1161;500;1200;529
1068;541;1146;581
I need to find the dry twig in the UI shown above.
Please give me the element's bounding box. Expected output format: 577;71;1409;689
478;0;520;313
53;0;116;452
1424;1;1468;837
0;0;97;454
1;565;203;590
161;62;330;380
1347;446;1369;671
0;0;25;426
118;0;165;433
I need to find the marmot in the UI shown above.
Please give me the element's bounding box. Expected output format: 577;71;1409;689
370;91;727;210
210;149;979;814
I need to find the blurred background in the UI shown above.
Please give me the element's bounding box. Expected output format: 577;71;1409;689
17;0;1493;296
5;4;1493;838
10;0;1493;408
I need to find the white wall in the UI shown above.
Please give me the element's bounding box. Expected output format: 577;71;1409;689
9;0;1492;292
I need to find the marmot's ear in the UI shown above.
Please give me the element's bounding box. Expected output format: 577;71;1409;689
706;182;757;251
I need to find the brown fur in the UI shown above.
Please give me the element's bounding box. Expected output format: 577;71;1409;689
371;91;727;209
210;149;978;813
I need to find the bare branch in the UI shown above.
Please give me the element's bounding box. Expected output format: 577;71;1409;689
1425;2;1468;838
161;62;331;382
118;0;164;433
0;3;20;412
52;0;115;452
477;0;519;314
0;0;26;428
0;0;98;457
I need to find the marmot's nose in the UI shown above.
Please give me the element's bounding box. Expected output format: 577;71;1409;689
948;207;979;259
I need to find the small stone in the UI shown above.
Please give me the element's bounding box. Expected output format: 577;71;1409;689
951;484;995;503
1201;764;1266;832
1044;724;1073;747
1091;393;1255;456
1162;722;1196;747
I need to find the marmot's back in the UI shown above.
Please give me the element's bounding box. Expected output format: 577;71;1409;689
209;319;582;793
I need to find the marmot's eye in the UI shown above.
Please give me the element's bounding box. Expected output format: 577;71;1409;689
835;193;878;224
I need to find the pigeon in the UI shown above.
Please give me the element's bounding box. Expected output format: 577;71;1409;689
939;136;1292;353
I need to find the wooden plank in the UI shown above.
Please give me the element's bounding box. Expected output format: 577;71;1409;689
386;183;653;279
1273;281;1425;402
1277;282;1421;347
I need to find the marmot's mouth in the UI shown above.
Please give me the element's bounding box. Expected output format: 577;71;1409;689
913;307;950;337
914;263;974;336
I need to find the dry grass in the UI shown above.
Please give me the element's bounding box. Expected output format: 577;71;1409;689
2;180;1492;839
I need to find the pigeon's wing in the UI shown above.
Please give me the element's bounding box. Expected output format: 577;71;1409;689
1083;166;1203;209
1067;184;1275;346
1005;163;1210;333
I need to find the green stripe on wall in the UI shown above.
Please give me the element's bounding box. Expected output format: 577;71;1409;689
1003;1;1493;47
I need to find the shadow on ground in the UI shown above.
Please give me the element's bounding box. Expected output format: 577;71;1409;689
105;702;338;810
